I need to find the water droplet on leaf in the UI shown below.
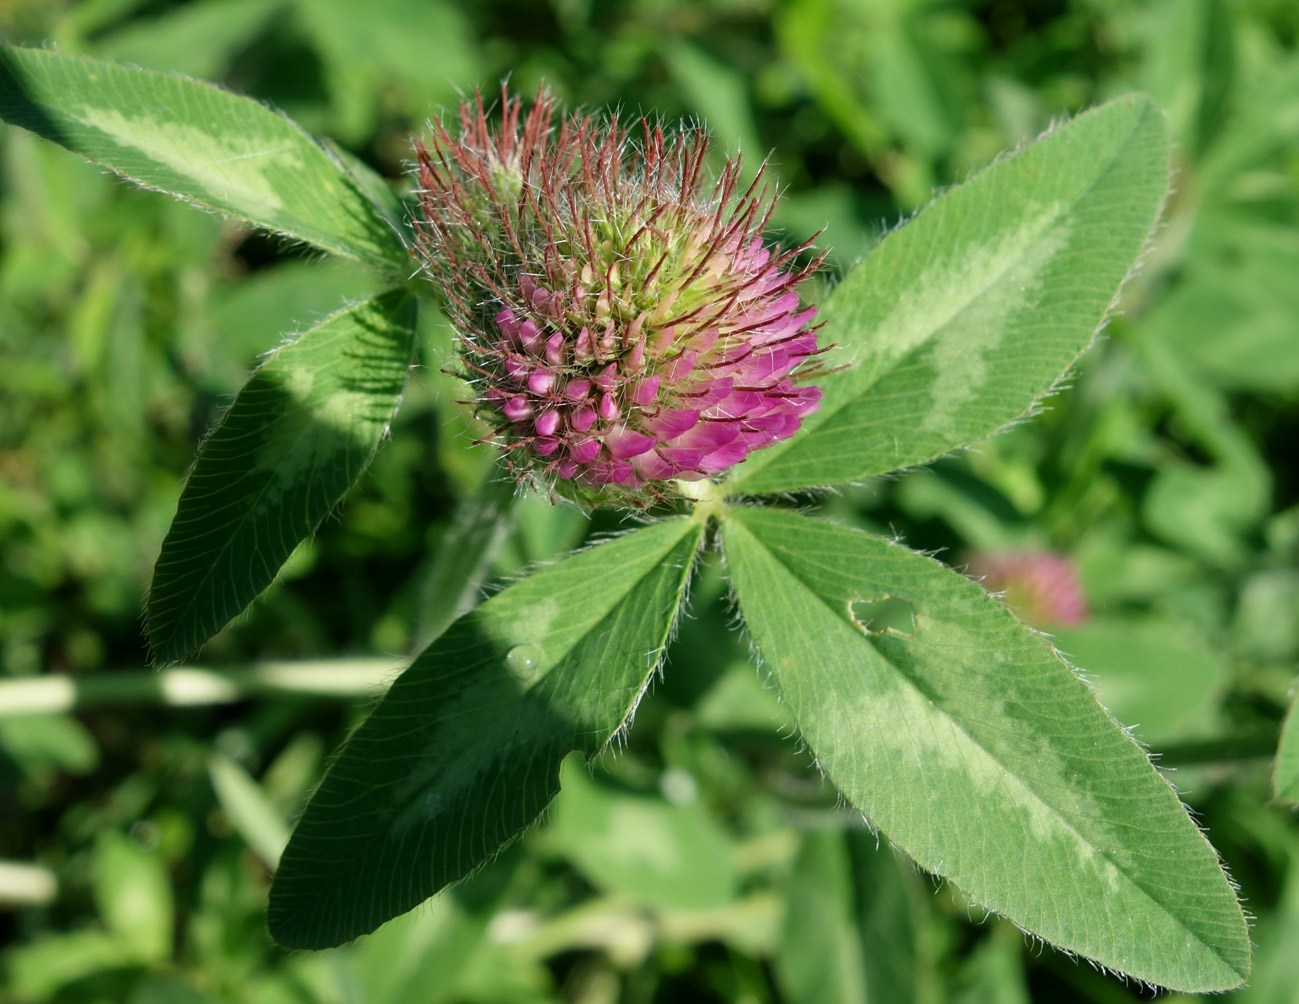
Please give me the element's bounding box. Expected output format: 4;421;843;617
505;643;545;684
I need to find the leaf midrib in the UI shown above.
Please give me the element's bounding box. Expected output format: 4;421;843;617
270;520;702;945
733;100;1155;491
730;513;1243;981
3;47;396;267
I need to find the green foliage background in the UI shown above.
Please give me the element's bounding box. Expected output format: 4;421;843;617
1;0;1297;1001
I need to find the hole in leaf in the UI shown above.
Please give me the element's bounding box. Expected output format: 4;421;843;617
850;596;917;635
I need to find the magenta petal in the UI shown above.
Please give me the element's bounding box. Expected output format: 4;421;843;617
495;308;521;339
629;375;661;406
737;348;792;384
760;291;800;319
571;405;596;432
632;450;676;480
533;436;559;456
556;459;577;479
608;462;638;485
593;363;618;391
680;378;732;409
597;393;620;421
769;412;804;441
664;350;697;383
658;445;703;467
535;410;560;437
706;390;765;419
783;333;820;363
575;327;595;361
746;410;790;433
673;420;739;452
645;408;700;438
518;319;541;350
604;426;657;460
698;439;751;473
528;370;557;395
582;458;611;484
570;438;600;463
565;378;592;401
502;396;532;421
588;458;637;485
545;332;565;366
789;386;823;415
787;306;817;331
504;355;530;381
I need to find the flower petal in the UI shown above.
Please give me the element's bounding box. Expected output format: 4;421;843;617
605;427;657;460
644;408;700;439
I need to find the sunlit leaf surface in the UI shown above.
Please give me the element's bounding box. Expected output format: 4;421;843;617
0;46;408;269
730;95;1169;493
723;506;1250;992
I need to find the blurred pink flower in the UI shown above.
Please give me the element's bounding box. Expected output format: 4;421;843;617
969;549;1088;627
413;86;823;504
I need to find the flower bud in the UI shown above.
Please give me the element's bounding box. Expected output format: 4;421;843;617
413;86;823;504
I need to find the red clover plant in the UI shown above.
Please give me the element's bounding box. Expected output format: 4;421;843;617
0;46;1252;994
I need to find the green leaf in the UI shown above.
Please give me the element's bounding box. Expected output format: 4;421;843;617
549;753;739;911
93;829;174;963
324;137;410;240
2;930;130;1001
1139;0;1234;157
146;289;416;664
729;95;1170;494
209;754;290;868
950;925;1032;1004
1142;243;1299;393
722;506;1250;992
92;0;283;82
0;45;408;270
411;474;518;651
774;828;916;1004
1276;688;1299;805
125;976;219;1004
268;517;705;949
1052;618;1228;746
662;40;764;169
0;714;100;778
203;259;383;385
1132;327;1271;566
1234;570;1299;664
326;890;499;1004
292;0;478;144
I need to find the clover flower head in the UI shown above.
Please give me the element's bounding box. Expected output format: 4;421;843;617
970;550;1088;627
412;85;824;505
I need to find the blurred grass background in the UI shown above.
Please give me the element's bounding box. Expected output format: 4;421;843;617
2;1;1298;1001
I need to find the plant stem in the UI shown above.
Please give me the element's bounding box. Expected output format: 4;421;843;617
0;861;57;906
0;659;396;718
